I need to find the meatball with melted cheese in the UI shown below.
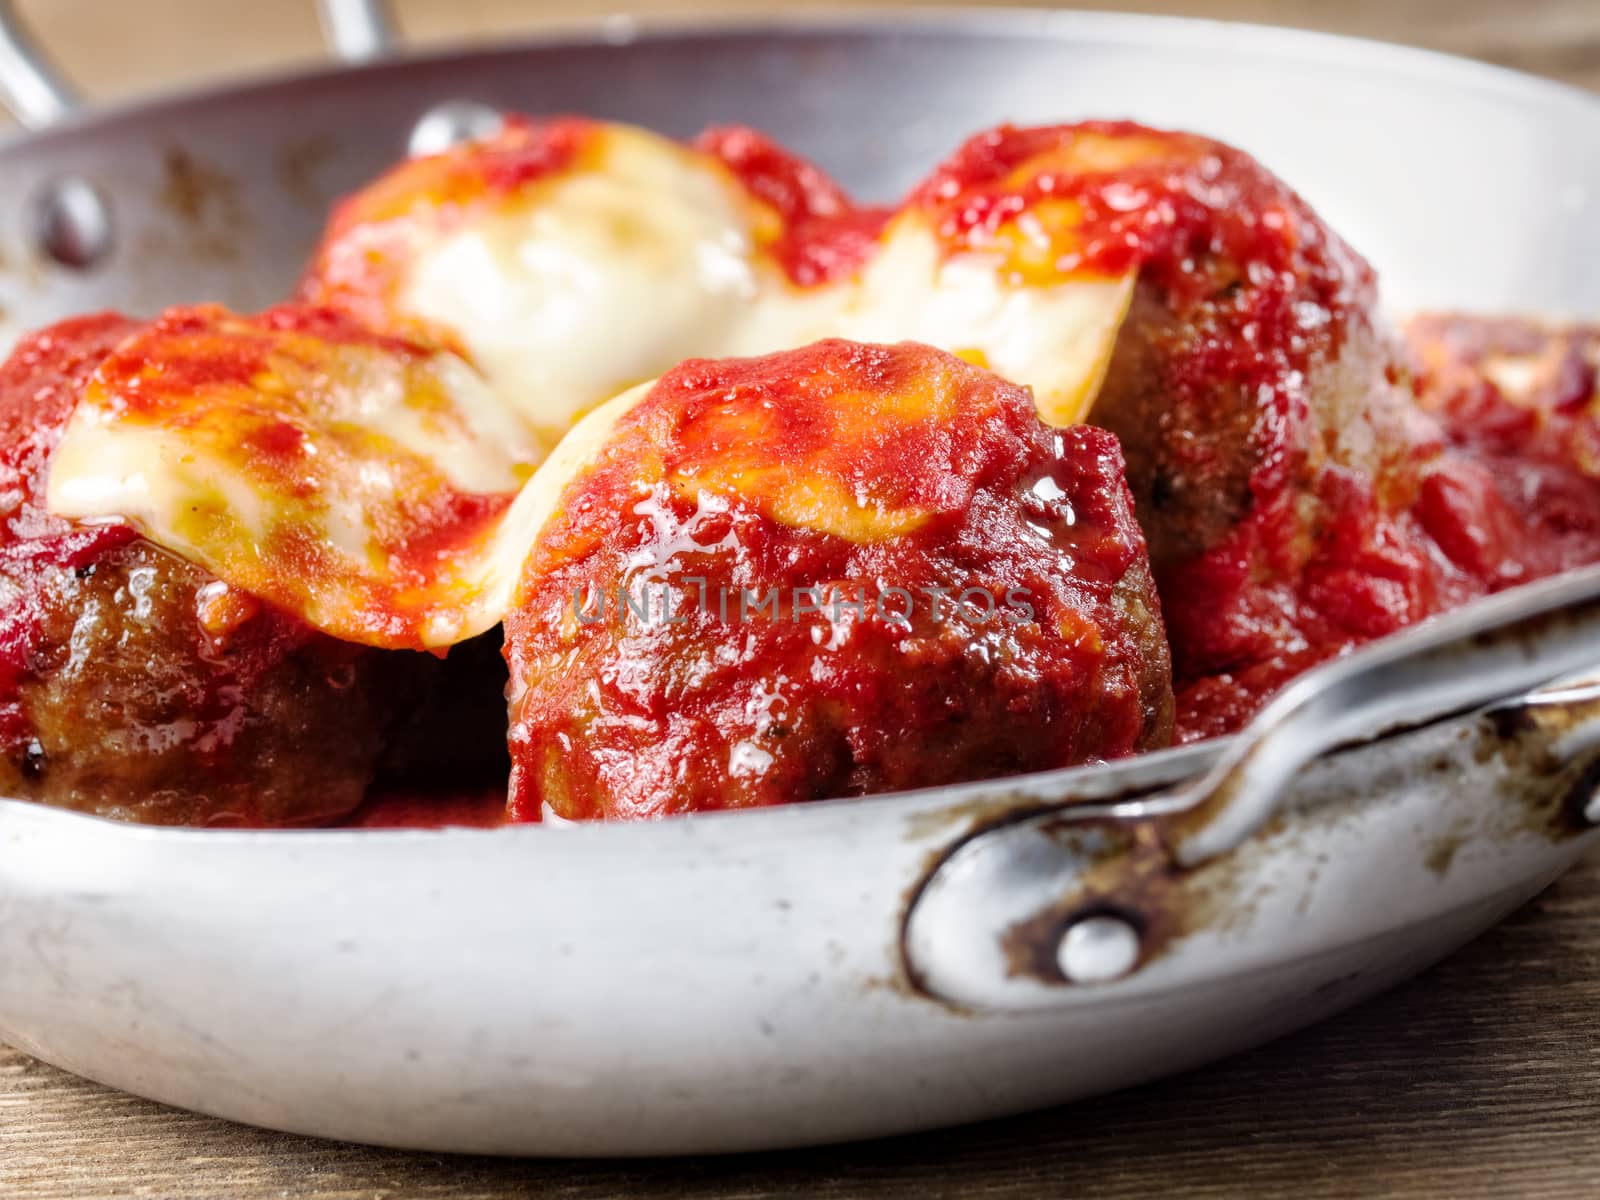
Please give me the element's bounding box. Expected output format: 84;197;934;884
903;122;1465;736
903;122;1406;571
503;339;1172;821
0;310;515;824
298;117;879;456
296;117;1132;458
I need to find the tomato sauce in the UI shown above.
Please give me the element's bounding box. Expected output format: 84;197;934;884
695;125;892;286
342;785;509;829
504;339;1169;822
1172;316;1600;741
8;121;1600;828
1411;318;1600;575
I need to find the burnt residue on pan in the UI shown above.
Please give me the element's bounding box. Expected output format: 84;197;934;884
893;777;1183;1003
996;817;1208;985
153;147;246;261
899;692;1600;1000
1482;692;1600;838
274;134;339;212
1558;757;1600;835
891;786;1101;1008
1424;829;1469;875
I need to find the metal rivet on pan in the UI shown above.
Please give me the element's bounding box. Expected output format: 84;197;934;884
1584;792;1600;826
408;100;505;158
1056;913;1141;985
31;176;113;270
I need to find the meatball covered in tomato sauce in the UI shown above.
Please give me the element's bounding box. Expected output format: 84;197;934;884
504;339;1172;821
0;310;512;825
904;121;1470;736
905;122;1401;570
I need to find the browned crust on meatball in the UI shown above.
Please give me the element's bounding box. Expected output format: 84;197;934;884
0;313;507;826
0;540;395;825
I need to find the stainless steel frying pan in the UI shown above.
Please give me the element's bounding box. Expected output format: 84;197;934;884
1;1;1598;1157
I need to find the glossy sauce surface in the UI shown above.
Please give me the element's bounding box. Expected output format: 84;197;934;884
504;339;1170;821
10;121;1600;828
0;314;147;752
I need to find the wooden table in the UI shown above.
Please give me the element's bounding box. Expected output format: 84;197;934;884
3;2;1599;1196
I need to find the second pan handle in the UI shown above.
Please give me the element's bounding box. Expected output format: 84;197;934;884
0;0;76;128
317;0;398;63
0;0;399;129
1164;561;1600;867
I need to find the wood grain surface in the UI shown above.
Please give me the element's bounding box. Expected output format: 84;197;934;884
3;1;1599;1196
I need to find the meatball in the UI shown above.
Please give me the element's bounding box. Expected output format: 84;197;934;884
299;117;881;454
0;313;505;825
907;122;1463;736
905;123;1401;565
504;339;1172;821
998;136;1400;552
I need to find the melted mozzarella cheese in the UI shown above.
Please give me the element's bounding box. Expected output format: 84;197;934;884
842;215;1134;427
396;122;1134;443
489;380;656;575
47;315;546;649
46;306;654;651
403;126;836;447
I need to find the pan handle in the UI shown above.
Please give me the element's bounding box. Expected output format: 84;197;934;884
0;0;77;129
0;0;395;130
317;0;398;64
904;562;1600;1009
1163;560;1600;866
